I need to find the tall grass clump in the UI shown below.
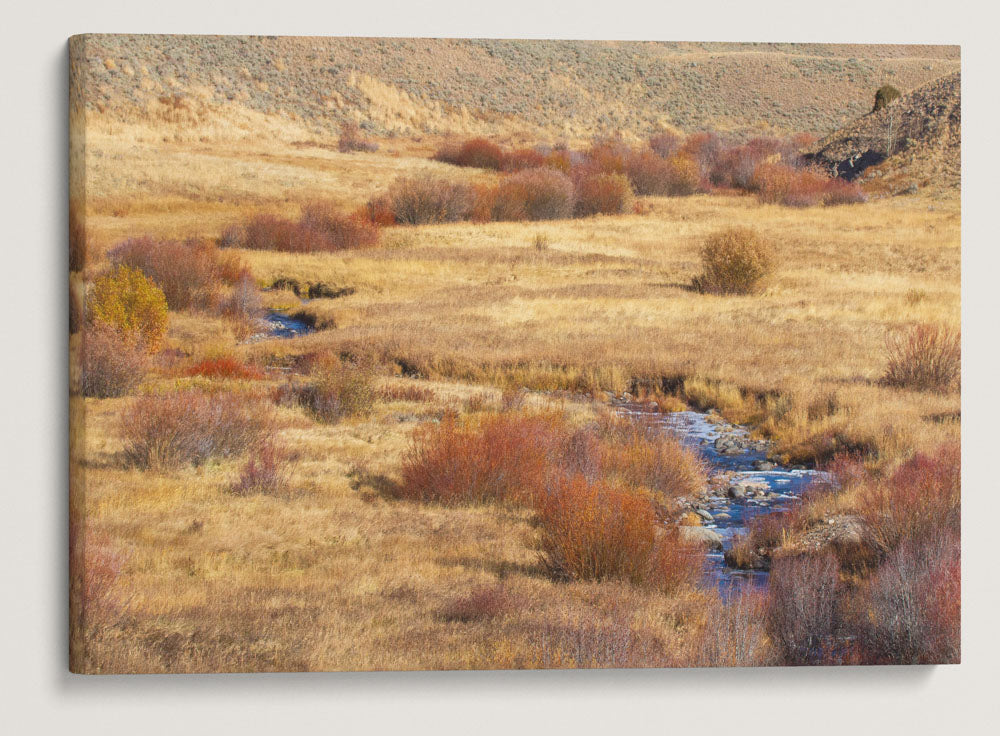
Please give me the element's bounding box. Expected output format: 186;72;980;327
882;323;961;392
694;227;776;295
79;323;150;398
537;475;703;592
120;389;274;469
384;175;475;224
88;265;168;351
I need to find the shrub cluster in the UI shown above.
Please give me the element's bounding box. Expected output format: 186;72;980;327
109;237;247;311
398;409;706;592
226;205;379;253
694;227;776;295
432;131;863;209
186;355;264;381
88;265;169;352
384;175;475;225
120;389;274;469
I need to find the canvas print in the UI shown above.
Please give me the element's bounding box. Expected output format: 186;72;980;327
68;35;960;673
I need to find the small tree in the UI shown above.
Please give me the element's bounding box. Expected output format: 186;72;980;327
873;84;901;113
88;265;169;351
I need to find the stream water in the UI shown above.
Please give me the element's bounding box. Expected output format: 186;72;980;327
614;402;826;595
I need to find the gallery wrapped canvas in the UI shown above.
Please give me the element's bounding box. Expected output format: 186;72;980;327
68;35;960;673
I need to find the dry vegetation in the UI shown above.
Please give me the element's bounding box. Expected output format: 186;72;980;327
69;37;960;673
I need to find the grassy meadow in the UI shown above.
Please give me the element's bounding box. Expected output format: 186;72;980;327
70;89;960;672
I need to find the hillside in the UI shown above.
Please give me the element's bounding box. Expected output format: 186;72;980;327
70;36;959;142
808;71;961;190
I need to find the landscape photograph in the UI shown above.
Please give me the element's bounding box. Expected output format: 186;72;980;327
68;35;961;673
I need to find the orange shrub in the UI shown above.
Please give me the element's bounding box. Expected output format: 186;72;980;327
585;138;630;175
488;168;576;221
186;355;264;380
883;323;961;392
574;172;634;216
300;204;380;250
120;389;274;469
455;137;506;170
822;177;867;205
79;322;150;398
537;475;703;592
680;131;724;177
88;265;168;352
599;422;707;500
398;412;566;505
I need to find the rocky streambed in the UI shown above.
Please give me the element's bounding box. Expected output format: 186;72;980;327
614;402;828;594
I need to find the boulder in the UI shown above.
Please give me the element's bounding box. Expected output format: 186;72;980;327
695;508;715;523
679;526;723;550
753;460;777;471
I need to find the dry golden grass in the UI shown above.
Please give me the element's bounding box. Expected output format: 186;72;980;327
71;116;959;672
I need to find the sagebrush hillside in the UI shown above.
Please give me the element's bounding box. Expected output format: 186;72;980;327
809;71;960;189
70;36;959;141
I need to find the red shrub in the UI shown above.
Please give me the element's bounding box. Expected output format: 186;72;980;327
543;147;573;173
681;131;725;178
109;237;226;310
823;177;867;205
767;552;840;664
78;323;150;398
851;529;960;664
537;475;703;592
230;443;291;496
120;389;274;469
238;207;378;253
574;172;634;216
860;443;961;554
625;149;674;195
503;148;547;172
882;323;960;393
456;137;506;170
186;355;264;380
431;140;463;166
398;412;566;505
488;168;576;221
752;163;829;207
